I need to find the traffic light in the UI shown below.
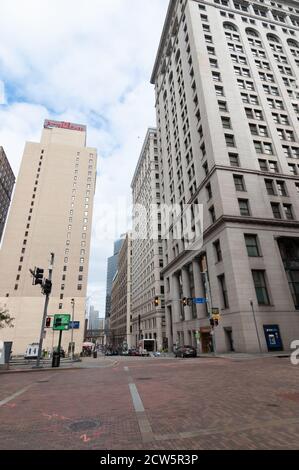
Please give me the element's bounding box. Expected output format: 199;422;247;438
43;279;52;295
182;297;188;306
46;317;51;328
34;268;44;285
154;297;159;307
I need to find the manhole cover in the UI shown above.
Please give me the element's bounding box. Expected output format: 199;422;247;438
266;403;279;408
68;420;100;432
137;377;151;381
37;380;49;383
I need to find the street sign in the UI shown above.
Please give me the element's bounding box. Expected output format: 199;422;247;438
193;298;208;304
69;321;80;330
53;314;71;331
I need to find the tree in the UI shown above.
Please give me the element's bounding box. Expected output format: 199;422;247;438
0;307;14;329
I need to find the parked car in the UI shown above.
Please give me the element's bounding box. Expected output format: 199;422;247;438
175;345;197;358
128;348;140;356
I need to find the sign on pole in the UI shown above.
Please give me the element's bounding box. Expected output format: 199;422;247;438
53;314;71;331
193;298;208;304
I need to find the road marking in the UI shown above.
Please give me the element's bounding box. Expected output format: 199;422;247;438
129;383;145;413
0;384;33;407
0;374;55;408
125;366;154;443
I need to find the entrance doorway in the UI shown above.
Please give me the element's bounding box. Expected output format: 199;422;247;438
200;329;213;353
224;328;234;352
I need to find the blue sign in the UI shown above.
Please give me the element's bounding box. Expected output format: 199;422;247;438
69;321;80;330
193;298;208;304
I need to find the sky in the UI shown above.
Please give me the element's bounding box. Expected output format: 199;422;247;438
0;0;169;317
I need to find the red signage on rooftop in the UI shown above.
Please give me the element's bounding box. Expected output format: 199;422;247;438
44;120;86;132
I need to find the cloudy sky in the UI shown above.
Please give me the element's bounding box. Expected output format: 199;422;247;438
0;0;169;316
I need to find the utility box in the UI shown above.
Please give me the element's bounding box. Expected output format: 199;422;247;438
0;341;13;369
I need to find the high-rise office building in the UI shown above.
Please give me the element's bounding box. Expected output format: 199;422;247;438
0;120;97;354
109;232;132;349
151;0;299;353
0;147;15;243
105;237;124;322
131;129;166;351
88;305;100;330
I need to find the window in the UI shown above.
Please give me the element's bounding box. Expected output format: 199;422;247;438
229;153;240;167
245;235;260;257
214;240;222;262
277;181;287;197
222;117;231;129
283;204;294;220
252;271;270;305
271;202;281;219
225;134;235;147
269;161;278;173
209;206;216;223
206;183;212;200
77;285;82;291
234;175;245;191
265;179;275;195
239;199;250;216
218;274;229;308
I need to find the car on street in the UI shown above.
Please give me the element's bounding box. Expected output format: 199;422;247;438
174;345;197;358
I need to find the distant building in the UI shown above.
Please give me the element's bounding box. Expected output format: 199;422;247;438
131;129;166;351
105;237;124;322
0;147;15;243
89;305;100;330
110;232;132;349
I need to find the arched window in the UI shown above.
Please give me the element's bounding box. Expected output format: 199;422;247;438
267;33;280;43
287;38;299;49
223;22;238;32
246;28;259;37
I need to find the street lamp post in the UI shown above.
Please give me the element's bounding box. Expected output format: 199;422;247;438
71;298;75;360
250;300;262;353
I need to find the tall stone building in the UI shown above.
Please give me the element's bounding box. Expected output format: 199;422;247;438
109;232;132;349
151;0;299;353
0;120;97;355
0;147;15;243
131;129;166;351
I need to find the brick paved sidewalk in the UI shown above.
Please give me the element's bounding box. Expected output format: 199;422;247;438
0;356;299;450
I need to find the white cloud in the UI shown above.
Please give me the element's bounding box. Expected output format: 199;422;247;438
0;0;168;315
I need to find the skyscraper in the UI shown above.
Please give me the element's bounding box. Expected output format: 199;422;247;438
151;0;299;353
105;237;124;321
89;305;100;330
0;147;15;243
131;129;166;351
0;120;97;355
109;232;132;349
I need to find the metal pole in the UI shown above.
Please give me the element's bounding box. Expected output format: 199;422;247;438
203;271;217;356
71;298;75;360
36;253;55;368
57;330;62;368
250;300;262;353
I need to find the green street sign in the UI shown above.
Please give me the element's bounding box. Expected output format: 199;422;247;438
53;314;71;331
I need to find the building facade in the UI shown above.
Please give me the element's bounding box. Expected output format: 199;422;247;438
0;120;97;355
131;129;166;351
88;305;100;330
109;232;132;349
0;147;15;243
151;0;299;353
105;237;124;324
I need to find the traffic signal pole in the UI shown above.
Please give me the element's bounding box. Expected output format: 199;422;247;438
202;271;217;356
36;253;55;368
